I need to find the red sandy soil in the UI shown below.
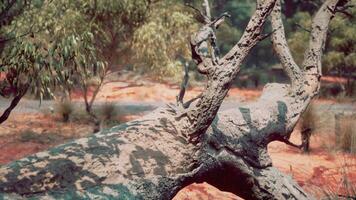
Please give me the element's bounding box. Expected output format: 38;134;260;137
1;114;355;199
268;132;356;199
1;81;355;199
70;81;262;103
321;76;348;84
70;77;350;103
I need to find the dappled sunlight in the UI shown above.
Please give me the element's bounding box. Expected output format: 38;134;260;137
1;83;355;199
0;0;355;199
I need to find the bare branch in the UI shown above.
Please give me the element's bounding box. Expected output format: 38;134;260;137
335;4;354;18
271;0;303;88
179;0;277;143
202;0;211;21
177;63;189;106
258;28;278;41
302;0;347;96
185;3;210;23
212;12;231;27
221;0;276;66
280;138;303;149
294;23;311;33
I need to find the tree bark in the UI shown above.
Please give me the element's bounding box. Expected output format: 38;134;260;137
0;85;28;124
0;0;347;199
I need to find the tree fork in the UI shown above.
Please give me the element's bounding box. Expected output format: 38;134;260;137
0;0;348;199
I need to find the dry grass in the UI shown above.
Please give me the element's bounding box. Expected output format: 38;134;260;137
320;159;356;200
301;104;317;131
18;129;68;145
98;102;118;121
337;117;356;154
97;102;121;129
300;103;317;152
55;100;74;122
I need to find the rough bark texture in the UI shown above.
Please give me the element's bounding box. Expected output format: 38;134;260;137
0;85;28;124
0;0;348;199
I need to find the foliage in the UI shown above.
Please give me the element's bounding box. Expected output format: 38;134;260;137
133;1;197;80
213;0;251;54
0;0;153;123
0;0;104;124
1;0;102;99
90;0;153;68
288;1;356;96
287;12;312;65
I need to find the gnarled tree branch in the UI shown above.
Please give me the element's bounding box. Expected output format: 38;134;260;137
271;0;303;88
178;0;277;143
0;1;349;200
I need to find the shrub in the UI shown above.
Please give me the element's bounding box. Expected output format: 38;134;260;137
99;102;118;122
300;103;317;153
96;102;123;130
19;130;63;144
19;130;38;143
55;100;74;122
335;115;356;154
71;109;91;123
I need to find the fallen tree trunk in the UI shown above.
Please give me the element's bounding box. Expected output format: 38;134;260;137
0;0;349;199
0;102;311;199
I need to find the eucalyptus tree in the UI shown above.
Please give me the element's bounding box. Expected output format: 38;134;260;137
75;0;156;130
133;1;197;79
0;0;352;200
0;0;103;123
0;0;158;124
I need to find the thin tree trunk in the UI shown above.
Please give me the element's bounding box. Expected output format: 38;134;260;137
0;85;28;124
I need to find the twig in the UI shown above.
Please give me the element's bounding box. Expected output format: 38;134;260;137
185;4;210;23
177;63;189;105
203;0;211;20
259;27;280;41
295;23;311;33
281;138;303;149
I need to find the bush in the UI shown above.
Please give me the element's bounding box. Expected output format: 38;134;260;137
335;115;356;154
300;103;317;153
55;100;74;122
96;102;122;130
19;130;38;142
99;102;118;121
19;130;63;144
71;109;91;123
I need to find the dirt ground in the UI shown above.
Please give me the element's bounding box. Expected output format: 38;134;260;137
0;80;355;199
